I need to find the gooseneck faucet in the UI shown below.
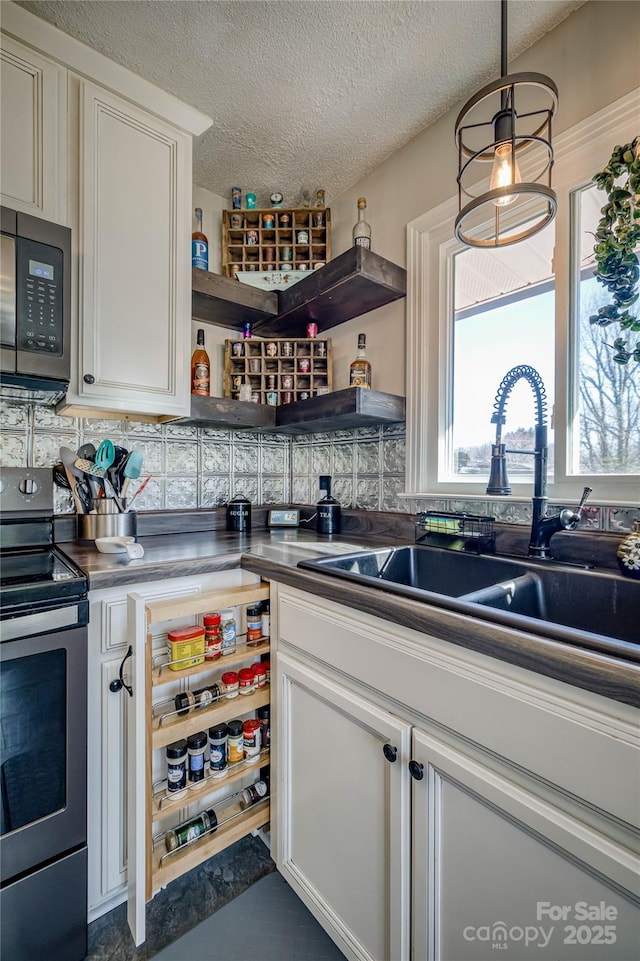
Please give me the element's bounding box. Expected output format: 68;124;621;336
486;365;592;559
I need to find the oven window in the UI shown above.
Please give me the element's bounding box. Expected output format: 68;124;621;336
1;649;66;834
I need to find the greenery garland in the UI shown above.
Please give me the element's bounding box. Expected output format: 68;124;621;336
589;137;640;365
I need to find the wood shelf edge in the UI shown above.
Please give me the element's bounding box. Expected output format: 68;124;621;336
151;801;270;891
146;583;270;626
151;750;270;820
152;686;271;751
153;639;270;687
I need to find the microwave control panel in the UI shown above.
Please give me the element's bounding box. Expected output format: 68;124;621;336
16;237;64;356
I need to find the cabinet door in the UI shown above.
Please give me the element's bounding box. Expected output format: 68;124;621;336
70;81;191;417
0;34;67;221
276;653;411;961
411;727;640;961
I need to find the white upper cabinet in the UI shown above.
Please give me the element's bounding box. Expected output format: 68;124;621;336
1;2;212;419
66;81;192;417
0;34;67;222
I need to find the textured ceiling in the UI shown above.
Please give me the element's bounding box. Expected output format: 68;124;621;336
16;0;584;207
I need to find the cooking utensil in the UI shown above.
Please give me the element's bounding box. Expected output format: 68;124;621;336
126;474;152;510
95;439;115;471
121;451;143;497
94;536;144;560
60;447;92;513
78;442;96;460
107;446;129;494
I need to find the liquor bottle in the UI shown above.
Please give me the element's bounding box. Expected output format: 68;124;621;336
191;329;210;395
352;197;371;250
349;333;372;388
192;207;208;270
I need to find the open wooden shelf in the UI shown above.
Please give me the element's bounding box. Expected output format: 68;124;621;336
192;268;277;330
152;748;270;820
153;637;270;686
175;387;405;432
152;686;270;751
152;799;270;890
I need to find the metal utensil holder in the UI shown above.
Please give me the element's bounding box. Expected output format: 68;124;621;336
415;510;495;554
77;510;137;542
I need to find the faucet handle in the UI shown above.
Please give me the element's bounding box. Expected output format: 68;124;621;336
577;486;593;515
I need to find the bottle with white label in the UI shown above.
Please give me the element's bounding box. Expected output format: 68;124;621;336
352;197;371;250
192;207;209;270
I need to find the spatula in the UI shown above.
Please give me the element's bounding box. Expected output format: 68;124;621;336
121;451;143;497
60;446;91;513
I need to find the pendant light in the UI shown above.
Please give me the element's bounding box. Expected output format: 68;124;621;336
454;0;558;248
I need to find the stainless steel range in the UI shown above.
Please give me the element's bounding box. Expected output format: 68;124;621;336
0;467;88;961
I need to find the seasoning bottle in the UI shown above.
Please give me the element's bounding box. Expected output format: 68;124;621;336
187;731;207;783
191;329;210;396
221;670;239;698
261;599;270;638
246;602;262;644
227;719;244;764
208;722;228;777
166;738;188;793
174;683;223;717
220;607;237;655
165;807;217;852
257;704;270;749
243;718;261;763
253;661;267;689
203;612;222;660
239;778;269;809
238;667;256;695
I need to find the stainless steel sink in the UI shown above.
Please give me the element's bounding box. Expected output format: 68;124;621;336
298;544;640;659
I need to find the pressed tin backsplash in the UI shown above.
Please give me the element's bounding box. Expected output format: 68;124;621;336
0;401;637;533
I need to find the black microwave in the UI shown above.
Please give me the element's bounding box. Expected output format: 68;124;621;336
1;206;71;404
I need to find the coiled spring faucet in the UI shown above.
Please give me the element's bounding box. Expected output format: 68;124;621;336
486;365;592;559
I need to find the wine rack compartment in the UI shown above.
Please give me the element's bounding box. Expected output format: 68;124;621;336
222;207;331;278
224;337;332;404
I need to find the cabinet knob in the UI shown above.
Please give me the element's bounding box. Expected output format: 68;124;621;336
382;743;397;763
83;374;95;385
408;760;424;781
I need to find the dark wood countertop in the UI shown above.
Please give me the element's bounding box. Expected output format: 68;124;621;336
60;527;639;709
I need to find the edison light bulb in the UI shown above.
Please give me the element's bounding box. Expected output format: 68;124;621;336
490;142;521;206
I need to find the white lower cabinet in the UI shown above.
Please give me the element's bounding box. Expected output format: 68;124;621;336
273;584;640;961
87;569;253;922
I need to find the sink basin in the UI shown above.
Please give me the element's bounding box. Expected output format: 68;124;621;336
298;544;640;659
299;545;528;598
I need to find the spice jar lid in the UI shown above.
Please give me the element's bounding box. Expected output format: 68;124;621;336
203;612;221;626
175;691;195;714
205;809;218;829
166;738;188;758
208;722;228;738
239;667;254;681
246;603;262;616
187;731;207;750
168;624;204;642
220;607;235;618
253;661;266;674
257;705;270;720
243;718;260;734
227;719;243;736
221;671;239;684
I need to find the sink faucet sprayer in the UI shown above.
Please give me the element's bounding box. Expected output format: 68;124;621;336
486;365;592;559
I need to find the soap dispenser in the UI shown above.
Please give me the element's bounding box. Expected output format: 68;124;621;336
316;475;341;535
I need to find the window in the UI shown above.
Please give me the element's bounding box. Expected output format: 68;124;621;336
406;89;640;505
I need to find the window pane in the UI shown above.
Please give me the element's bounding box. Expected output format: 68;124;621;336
573;184;640;475
451;226;555;481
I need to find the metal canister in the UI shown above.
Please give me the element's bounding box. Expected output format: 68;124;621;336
226;495;251;532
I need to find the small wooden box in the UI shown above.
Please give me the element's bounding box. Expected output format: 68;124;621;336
222;207;331;278
224;338;332;405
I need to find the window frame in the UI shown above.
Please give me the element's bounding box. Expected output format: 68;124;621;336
405;88;640;506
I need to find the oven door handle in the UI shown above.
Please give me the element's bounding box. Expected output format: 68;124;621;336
109;644;133;697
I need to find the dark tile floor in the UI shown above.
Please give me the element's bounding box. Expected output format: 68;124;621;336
88;835;275;961
150;871;347;961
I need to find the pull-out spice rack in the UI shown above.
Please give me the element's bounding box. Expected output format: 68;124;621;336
224;337;332;404
128;580;271;924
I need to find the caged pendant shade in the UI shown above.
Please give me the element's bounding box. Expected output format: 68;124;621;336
454;0;558;248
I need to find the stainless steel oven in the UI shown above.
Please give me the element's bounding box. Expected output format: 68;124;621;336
0;468;88;961
0;205;71;405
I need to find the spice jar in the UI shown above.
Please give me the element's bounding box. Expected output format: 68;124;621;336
220;607;237;655
257;704;270;749
221;670;239;698
261;658;271;683
246;602;262;644
240;778;269;809
238;667;256;695
167;624;205;671
204;612;222;660
261;600;270;638
175;683;223;717
166;738;187;794
253;661;267;689
165;807;217;852
208;722;228;777
187;731;207;784
227;719;244;764
243;718;261;762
